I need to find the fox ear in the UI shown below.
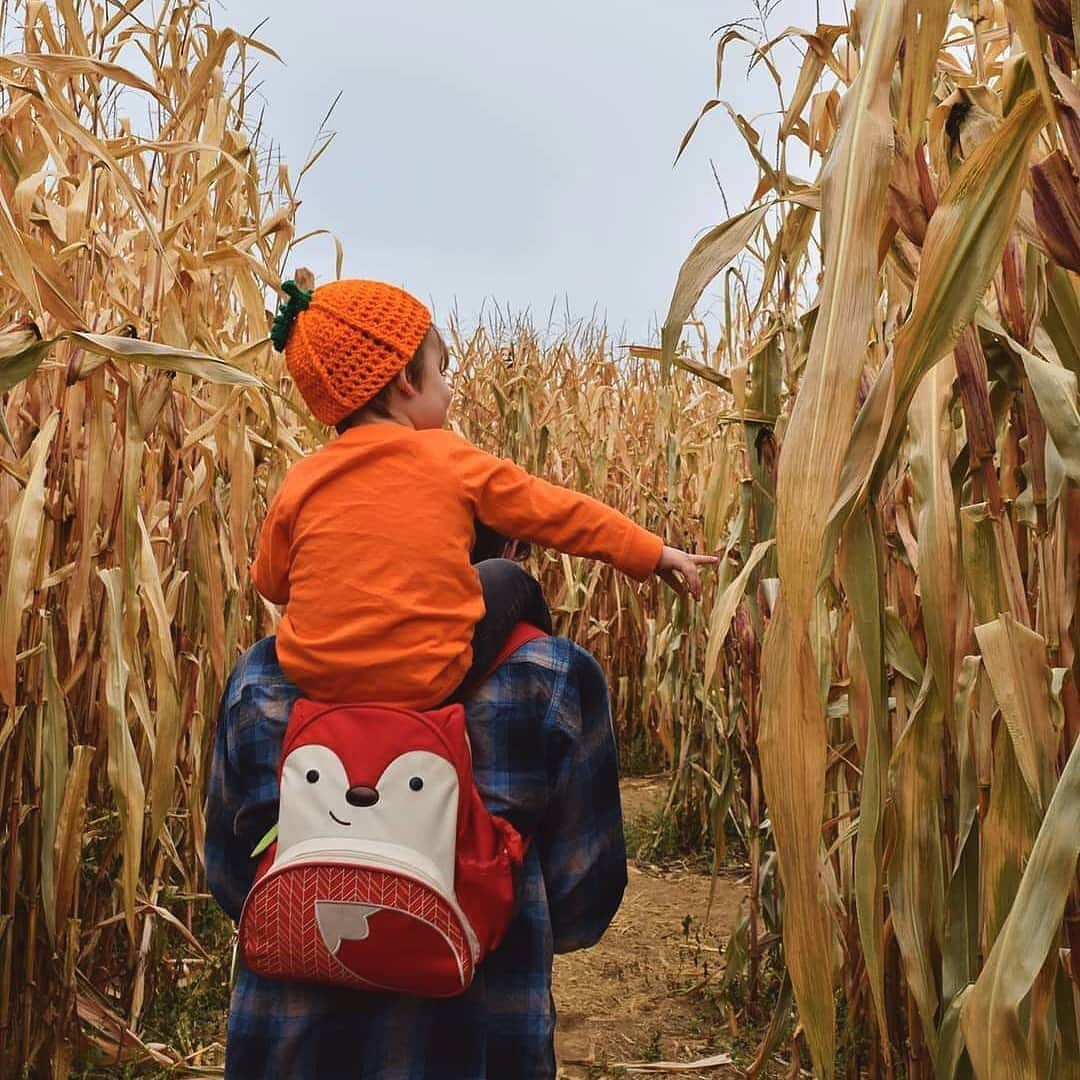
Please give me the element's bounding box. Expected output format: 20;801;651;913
281;700;327;757
428;706;469;763
429;704;466;727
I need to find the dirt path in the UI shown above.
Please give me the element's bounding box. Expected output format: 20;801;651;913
553;778;748;1079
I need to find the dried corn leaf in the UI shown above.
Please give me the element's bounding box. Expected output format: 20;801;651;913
52;744;92;932
704;539;773;688
974;614;1059;810
0;52;167;103
97;567;145;940
137;515;180;843
886;672;946;1070
40;623;68;945
661;206;769;368
759;7;906;1072
962;734;1080;1078
0;411;59;705
836;91;1048;523
68;332;264;387
839;508;890;1056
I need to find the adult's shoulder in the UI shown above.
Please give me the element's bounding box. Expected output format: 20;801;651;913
500;636;609;718
504;635;600;677
221;637;296;715
493;637;613;752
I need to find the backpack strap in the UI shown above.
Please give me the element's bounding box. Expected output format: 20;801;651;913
481;621;548;683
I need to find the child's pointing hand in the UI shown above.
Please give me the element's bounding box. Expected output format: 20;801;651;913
655;546;720;601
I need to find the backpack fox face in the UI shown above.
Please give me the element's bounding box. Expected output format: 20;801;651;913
238;700;527;997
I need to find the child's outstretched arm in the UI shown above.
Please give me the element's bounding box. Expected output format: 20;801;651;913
438;431;717;596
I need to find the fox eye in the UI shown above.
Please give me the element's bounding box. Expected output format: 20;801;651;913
306;769;319;784
409;777;424;792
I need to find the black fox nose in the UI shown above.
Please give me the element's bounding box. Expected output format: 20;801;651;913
345;785;379;808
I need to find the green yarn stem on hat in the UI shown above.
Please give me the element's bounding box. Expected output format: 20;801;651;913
270;279;313;352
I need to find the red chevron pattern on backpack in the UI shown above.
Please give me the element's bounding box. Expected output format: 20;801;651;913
241;862;473;995
238;697;527;998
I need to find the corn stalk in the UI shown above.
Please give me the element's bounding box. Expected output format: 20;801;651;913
665;1;1080;1075
0;2;314;1071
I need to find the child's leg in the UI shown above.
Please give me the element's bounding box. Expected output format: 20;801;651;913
470;520;510;563
471;520;533;565
453;559;553;699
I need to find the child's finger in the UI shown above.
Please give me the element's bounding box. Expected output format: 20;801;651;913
684;562;703;600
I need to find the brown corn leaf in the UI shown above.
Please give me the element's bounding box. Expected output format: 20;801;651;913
839;508;890;1058
0;322;51;395
962;733;1080;1078
1031;149;1080;272
832;91;1048;536
0;53;168;104
886;672;947;1070
67;332;265;387
661;206;769;368
974;615;1059;811
908;356;960;703
1045;264;1080;377
0;411;59;705
704;539;774;688
1005;0;1063;128
52;744;93;932
900;1;954;139
759;6;906;1073
979;719;1041;958
976;309;1080;483
40;623;69;945
136;515;180;844
0;188;44;317
97;567;145;941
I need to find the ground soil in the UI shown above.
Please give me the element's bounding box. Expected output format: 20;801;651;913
553;776;750;1079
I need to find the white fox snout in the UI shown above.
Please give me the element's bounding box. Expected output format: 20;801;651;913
275;744;461;890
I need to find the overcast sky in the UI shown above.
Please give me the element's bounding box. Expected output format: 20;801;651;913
215;0;836;343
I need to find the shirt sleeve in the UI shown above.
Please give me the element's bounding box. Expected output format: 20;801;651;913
251;492;292;604
204;640;300;922
465;638;627;954
438;432;664;581
540;642;628;952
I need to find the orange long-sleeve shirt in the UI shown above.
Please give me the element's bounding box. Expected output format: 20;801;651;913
252;424;664;707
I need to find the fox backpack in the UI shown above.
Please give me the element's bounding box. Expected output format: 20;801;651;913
236;630;542;997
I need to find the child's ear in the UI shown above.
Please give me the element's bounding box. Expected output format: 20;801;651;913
395;368;418;398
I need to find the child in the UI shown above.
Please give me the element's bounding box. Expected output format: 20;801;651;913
254;273;715;708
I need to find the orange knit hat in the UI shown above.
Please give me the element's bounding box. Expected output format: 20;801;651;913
271;273;432;427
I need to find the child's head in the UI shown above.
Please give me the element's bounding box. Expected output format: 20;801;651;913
350;325;451;433
271;273;451;432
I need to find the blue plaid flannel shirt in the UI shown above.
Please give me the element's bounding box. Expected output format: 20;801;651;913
205;635;627;1079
